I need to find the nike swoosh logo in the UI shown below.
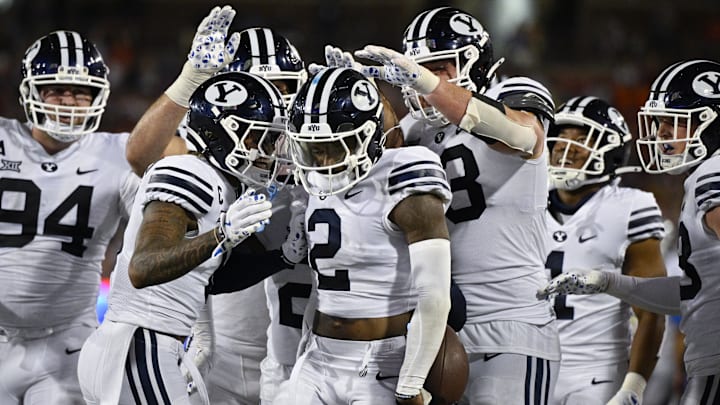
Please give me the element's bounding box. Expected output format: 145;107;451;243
76;168;98;175
578;235;597;243
483;353;501;361
65;348;81;355
344;189;362;199
591;377;613;385
375;372;398;381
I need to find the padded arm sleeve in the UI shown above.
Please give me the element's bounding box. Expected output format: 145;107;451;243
396;238;452;397
606;273;682;315
458;94;537;154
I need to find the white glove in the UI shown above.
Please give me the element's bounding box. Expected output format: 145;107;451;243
354;45;439;94
165;5;241;107
308;45;371;79
213;189;272;257
606;372;646;405
536;269;609;300
184;300;214;384
281;197;308;265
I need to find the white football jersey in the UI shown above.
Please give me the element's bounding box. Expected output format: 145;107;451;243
400;77;553;325
676;156;720;377
106;154;236;336
306;146;452;318
0;117;137;329
545;183;665;369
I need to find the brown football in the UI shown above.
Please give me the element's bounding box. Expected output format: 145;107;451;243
424;325;469;405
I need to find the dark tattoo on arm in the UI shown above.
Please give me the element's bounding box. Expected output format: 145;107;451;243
129;201;218;288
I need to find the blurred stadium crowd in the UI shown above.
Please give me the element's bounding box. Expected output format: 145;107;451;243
1;0;718;218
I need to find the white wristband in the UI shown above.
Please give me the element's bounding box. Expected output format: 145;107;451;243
620;372;647;396
414;66;441;95
164;61;214;108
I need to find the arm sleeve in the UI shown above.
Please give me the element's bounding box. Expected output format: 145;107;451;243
396;238;452;396
207;249;297;295
606;272;682;315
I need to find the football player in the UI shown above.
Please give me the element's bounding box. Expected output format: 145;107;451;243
0;30;139;405
126;10;313;403
76;70;304;405
544;96;666;405
355;6;559;404
211;26;313;405
539;59;720;405
277;67;452;405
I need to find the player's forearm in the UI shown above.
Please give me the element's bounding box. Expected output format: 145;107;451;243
628;309;665;379
126;94;187;176
423;79;472;124
605;273;682;315
129;230;216;288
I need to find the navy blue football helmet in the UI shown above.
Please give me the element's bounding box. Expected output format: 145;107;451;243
637;59;720;174
186;71;291;187
224;27;307;105
548;96;632;190
402;7;503;125
19;30;110;142
286;67;385;196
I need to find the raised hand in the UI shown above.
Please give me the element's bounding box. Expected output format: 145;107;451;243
165;5;241;107
536;269;609;300
354;45;439;94
308;44;368;76
187;5;240;72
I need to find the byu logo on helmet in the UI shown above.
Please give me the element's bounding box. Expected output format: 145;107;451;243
449;13;482;36
692;71;720;98
607;107;629;133
204;80;248;106
351;80;379;111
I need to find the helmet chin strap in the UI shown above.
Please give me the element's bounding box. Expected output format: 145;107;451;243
549;170;610;191
307;169;354;195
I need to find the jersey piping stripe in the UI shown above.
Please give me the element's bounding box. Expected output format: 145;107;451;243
148;331;172;405
153;166;212;189
628;226;664;240
388;168;446;187
125;353;143;404
147;187;209;214
700;374;720;405
524;356;550;405
389;159;442;174
696;172;720;183
630;206;657;216
695;181;720;197
628;214;663;230
148;174;213;205
127;328;165;405
697;191;720;208
388;180;450;195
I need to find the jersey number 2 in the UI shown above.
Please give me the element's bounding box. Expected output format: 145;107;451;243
308;208;350;291
0;178;95;257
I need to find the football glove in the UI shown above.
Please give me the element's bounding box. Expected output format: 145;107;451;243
213;188;272;257
308;45;371;79
281;194;308;265
607;372;646;405
354;45;439;94
165;5;241;107
536;269;609;300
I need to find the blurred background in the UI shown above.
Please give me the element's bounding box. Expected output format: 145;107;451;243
2;0;718;219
